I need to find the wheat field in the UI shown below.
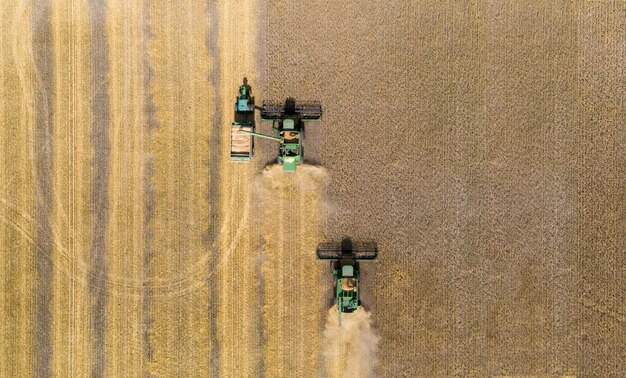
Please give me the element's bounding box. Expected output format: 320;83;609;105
0;1;624;377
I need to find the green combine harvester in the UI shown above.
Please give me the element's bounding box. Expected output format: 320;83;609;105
229;78;322;172
317;239;377;325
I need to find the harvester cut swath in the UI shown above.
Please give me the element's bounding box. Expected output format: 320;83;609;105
317;238;377;325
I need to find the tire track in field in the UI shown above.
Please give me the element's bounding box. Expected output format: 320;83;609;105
50;0;92;376
87;0;110;375
0;0;252;306
141;0;156;368
206;0;221;373
258;165;326;376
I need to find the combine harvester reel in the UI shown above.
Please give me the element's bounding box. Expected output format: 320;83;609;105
317;238;377;325
229;78;322;172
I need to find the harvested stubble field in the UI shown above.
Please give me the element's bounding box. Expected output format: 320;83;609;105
0;0;624;377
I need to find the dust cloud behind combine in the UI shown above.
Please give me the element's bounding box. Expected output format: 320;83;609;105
256;163;328;193
322;305;379;378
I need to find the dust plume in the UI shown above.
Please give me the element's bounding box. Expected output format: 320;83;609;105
322;305;379;378
256;163;328;192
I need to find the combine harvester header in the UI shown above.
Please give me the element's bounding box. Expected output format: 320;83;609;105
229;78;322;172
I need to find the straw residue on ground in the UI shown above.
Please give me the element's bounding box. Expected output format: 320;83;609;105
50;0;92;375
103;1;149;375
0;1;36;375
147;1;213;375
257;164;327;376
215;0;263;376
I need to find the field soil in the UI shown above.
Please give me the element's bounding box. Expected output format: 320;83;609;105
0;1;624;377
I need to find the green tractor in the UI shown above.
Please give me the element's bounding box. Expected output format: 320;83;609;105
230;78;255;162
317;239;377;325
229;79;322;172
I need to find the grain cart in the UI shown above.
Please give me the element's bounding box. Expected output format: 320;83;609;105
317;238;377;325
230;78;255;161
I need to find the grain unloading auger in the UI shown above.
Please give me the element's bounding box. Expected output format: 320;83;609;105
317;238;377;326
229;78;322;172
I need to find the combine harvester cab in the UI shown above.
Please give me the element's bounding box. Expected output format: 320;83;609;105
317;238;377;325
272;118;301;172
230;78;255;162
